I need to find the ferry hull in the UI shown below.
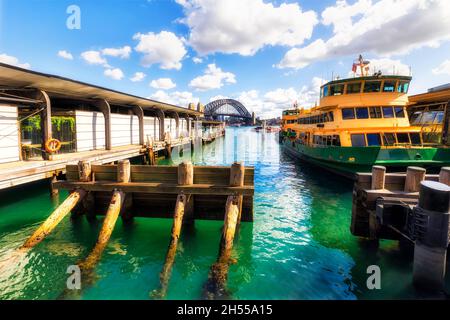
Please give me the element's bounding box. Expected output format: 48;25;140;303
280;138;450;178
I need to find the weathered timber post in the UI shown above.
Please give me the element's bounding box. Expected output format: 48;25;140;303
371;165;386;190
438;167;450;185
146;136;156;166
117;160;131;183
80;160;127;272
204;195;240;299
405;166;426;192
165;143;172;159
78;189;125;273
368;165;386;241
21;189;87;249
178;161;194;185
412;180;450;291
230;162;245;223
49;174;59;197
153;162;194;298
78;160;92;182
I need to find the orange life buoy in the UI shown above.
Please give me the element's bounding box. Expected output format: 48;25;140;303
45;138;62;154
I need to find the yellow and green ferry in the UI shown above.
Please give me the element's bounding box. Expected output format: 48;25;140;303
279;59;450;177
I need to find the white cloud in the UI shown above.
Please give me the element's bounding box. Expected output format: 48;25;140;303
81;50;108;66
133;31;187;70
177;0;318;56
189;63;236;91
101;46;132;59
432;60;450;75
57;50;73;60
278;0;450;69
0;53;31;69
150;78;177;90
208;77;324;119
149;90;199;107
209;95;229;102
192;57;203;64
104;68;124;80
130;72;146;82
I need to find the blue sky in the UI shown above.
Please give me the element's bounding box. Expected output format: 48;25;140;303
1;0;450;118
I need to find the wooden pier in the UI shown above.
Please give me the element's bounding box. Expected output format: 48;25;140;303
12;160;254;298
0;63;228;192
351;166;450;292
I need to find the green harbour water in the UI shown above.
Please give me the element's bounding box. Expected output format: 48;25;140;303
0;127;447;300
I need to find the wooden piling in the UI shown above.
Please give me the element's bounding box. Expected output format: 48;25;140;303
117;160;131;183
153;194;187;299
404;166;426;192
78;160;92;182
153;162;194;298
178;161;194;185
148;146;156;166
371;165;386;190
438;167;450;185
204;195;240;299
21;189;87;249
165;143;172;159
229;162;245;223
79;189;124;271
49;175;59;197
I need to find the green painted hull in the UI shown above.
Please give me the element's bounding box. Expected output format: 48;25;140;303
280;138;450;178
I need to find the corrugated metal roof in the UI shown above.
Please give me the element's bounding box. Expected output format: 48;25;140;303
0;63;202;116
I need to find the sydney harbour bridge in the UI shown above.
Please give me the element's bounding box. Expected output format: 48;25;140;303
204;99;255;125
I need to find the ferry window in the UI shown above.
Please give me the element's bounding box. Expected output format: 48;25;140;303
435;111;444;124
383;81;396;92
369;107;382;118
382;106;394;118
327;111;334;122
396;133;410;144
421;111;438;124
397;81;410;93
323;86;329;97
366;133;381;146
409;111;423;125
332;135;341;146
351;134;366;147
394;107;405;118
363;81;381;93
383;133;396;146
342;108;355;120
330;84;344;96
326;136;333;146
346;82;362;94
356;107;369;119
410;133;422;145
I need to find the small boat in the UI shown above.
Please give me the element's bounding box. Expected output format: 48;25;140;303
266;126;280;133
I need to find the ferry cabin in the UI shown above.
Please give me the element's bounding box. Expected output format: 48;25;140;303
280;75;450;176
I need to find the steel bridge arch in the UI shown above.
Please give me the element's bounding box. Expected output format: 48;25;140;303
204;99;252;120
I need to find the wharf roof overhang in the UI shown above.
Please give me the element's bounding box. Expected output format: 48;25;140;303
409;87;450;104
0;63;202;117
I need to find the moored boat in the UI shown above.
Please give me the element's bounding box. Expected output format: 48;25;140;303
279;56;450;178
